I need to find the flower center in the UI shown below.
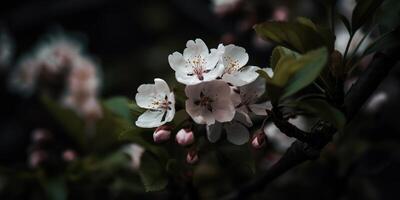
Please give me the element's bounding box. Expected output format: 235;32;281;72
194;91;214;111
151;95;172;111
223;56;240;74
187;55;210;81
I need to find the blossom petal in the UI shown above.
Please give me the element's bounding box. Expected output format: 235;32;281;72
222;66;260;86
155;78;170;94
135;78;169;109
184;84;203;100
234;111;253;127
249;102;272;116
164;93;176;123
135;85;156;109
223;44;249;69
225;122;249;145
203;80;231;98
185;100;215;125
212;100;235;123
176;72;202;85
135;110;166;128
183;39;208;60
168;52;189;73
206;122;222;143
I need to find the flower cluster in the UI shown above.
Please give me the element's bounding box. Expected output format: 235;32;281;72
135;39;273;147
10;36;102;121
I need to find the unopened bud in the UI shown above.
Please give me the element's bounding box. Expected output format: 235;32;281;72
62;149;77;162
176;128;194;146
186;150;199;164
251;130;266;149
153;125;172;143
32;129;51;143
29;150;48;168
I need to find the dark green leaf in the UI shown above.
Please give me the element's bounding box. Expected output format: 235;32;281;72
41;95;85;146
139;152;168;192
272;47;329;100
43;177;67;200
104;96;133;121
270;46;300;69
254;20;329;53
352;0;384;31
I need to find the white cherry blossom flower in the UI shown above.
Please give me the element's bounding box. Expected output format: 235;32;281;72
168;39;224;85
185;80;235;125
135;78;175;128
206;112;251;145
235;74;273;125
217;44;260;86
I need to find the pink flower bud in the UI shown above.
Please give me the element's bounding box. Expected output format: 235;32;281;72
62;149;77;162
176;128;194;146
251;130;266;149
32;129;51;143
153;125;172;143
29;150;48;168
186;150;198;164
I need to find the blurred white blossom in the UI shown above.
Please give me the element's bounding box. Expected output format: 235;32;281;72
0;31;14;68
10;35;103;121
212;0;242;15
122;144;145;170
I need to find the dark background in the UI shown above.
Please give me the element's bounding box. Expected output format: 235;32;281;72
1;0;400;199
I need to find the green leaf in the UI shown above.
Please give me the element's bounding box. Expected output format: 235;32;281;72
43;177;67;200
362;27;400;56
270;46;300;69
139;152;168;192
41;94;134;152
41;95;85;146
89;104;133;152
295;98;346;129
352;0;384;31
104;96;133;121
254;20;329;53
271;47;329;100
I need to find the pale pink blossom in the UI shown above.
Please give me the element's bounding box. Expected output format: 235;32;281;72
185;80;235;125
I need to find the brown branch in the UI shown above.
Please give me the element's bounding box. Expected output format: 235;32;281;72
220;46;400;200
